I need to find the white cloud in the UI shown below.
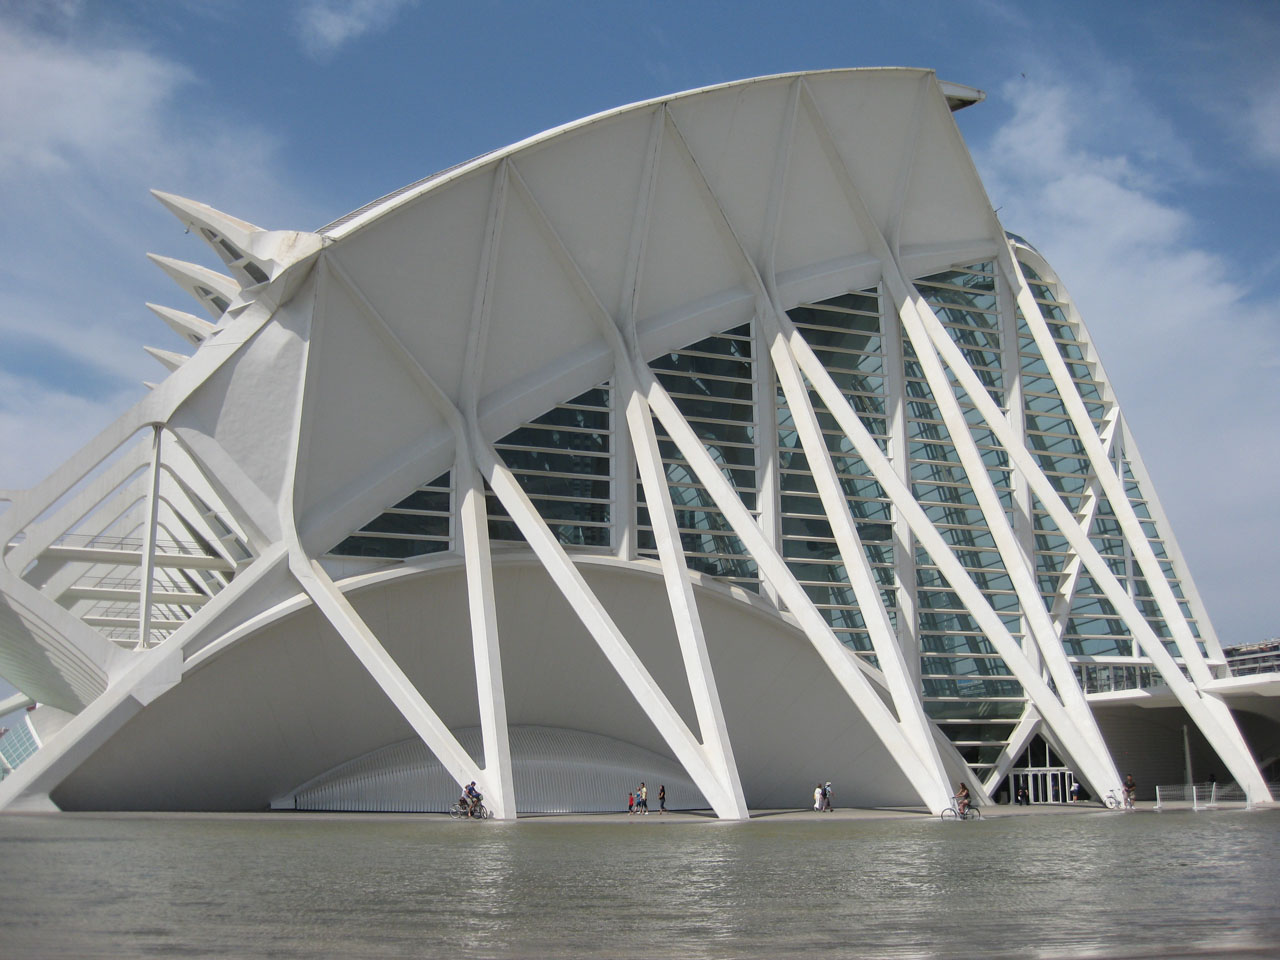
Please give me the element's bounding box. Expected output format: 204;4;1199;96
1243;86;1280;166
0;27;184;176
975;76;1280;644
0;20;321;497
0;370;138;493
295;0;418;58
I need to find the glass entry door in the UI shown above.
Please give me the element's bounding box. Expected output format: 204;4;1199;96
1010;735;1079;803
1013;769;1076;803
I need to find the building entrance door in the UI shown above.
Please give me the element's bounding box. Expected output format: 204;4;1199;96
1009;734;1078;803
1013;769;1075;804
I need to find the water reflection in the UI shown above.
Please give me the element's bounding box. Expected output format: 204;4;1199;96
0;810;1277;958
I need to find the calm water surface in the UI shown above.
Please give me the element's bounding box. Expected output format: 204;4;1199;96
1;809;1277;958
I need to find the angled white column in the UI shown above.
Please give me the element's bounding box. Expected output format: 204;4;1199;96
752;327;783;611
781;321;1121;797
982;710;1041;796
137;426;164;650
996;265;1042;678
893;289;1120;792
454;449;517;820
790;77;1122;798
281;257;497;809
753;79;950;797
1045;425;1120;651
321;254;514;814
608;105;747;817
764;317;952;794
881;282;921;691
905;240;1271;799
639;373;951;811
612;388;637;561
642;93;950;808
998;243;1267;797
620;367;749;818
475;438;739;815
1005;251;1217;678
285;551;489;797
452;160;521;821
492;153;748;818
1116;415;1226;659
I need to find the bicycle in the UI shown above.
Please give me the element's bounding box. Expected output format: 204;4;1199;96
1103;789;1134;810
940;800;981;821
448;800;489;820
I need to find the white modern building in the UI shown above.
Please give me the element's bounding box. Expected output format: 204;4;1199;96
1;68;1276;817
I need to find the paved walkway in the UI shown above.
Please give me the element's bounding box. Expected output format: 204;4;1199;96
15;800;1261;823
515;802;1111;824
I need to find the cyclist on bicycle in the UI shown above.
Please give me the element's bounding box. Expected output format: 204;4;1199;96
1123;774;1136;809
953;782;971;816
464;781;483;818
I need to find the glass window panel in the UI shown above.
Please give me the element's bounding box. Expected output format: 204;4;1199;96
650;352;752;380
528;406;611;430
923;677;1023;699
653;370;755;403
362;513;450;537
330;535;448;559
393;489;451;512
925;700;1026;720
498;448;609;476
500;427;608;454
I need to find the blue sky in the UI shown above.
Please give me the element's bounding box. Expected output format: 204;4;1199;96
0;0;1277;651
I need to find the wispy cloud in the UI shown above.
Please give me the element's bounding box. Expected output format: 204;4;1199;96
1242;83;1280;166
975;75;1280;643
0;371;135;491
0;26;187;177
294;0;418;58
0;18;318;493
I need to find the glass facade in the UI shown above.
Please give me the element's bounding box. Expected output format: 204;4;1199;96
910;264;1024;772
781;291;893;660
325;249;1205;790
0;718;38;779
641;326;759;589
333;472;453;559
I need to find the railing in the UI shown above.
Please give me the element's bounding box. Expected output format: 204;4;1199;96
51;533;205;555
1153;781;1279;811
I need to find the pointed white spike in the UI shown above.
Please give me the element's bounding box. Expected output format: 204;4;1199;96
146;303;217;347
142;381;159;390
151;190;264;247
143;345;189;372
151;190;277;287
147;254;240;319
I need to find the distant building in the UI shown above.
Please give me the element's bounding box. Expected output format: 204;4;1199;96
1225;640;1280;677
1;69;1275;816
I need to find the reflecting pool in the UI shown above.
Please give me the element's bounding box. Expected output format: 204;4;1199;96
1;809;1277;958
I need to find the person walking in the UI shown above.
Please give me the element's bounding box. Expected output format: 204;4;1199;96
628;791;635;815
638;782;648;814
658;784;666;814
813;783;824;811
823;781;834;812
